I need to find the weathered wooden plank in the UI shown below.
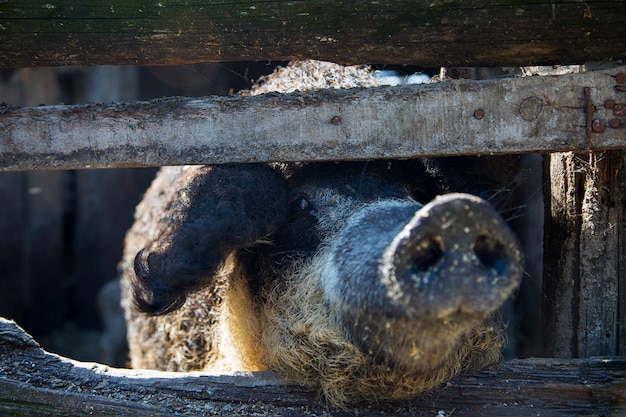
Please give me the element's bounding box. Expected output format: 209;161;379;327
543;150;626;358
542;152;580;358
1;65;626;171
1;1;625;69
1;318;625;417
578;151;623;357
620;152;626;357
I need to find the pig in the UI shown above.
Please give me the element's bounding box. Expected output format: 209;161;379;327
120;61;524;406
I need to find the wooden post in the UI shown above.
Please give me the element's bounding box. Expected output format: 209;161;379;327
543;150;626;357
1;1;625;68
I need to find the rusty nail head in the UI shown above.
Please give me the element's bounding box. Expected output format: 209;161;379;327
591;119;605;133
616;85;626;93
473;109;485;119
609;118;621;128
616;73;626;84
591;119;605;132
614;104;626;117
330;116;342;125
604;99;615;109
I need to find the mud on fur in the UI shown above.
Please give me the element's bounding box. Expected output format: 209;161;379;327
120;61;525;407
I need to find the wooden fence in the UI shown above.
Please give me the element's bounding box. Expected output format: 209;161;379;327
1;1;625;415
2;1;625;68
1;65;626;171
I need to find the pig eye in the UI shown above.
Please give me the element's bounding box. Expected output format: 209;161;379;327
289;194;316;215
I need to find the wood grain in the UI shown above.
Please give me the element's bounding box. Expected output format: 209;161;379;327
1;1;625;68
2;65;625;171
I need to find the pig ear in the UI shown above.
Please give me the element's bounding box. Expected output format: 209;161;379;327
131;164;288;315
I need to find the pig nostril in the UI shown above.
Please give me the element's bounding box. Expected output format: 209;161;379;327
410;237;443;272
473;235;508;275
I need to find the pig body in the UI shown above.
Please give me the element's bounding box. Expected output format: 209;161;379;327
121;61;524;406
121;159;523;405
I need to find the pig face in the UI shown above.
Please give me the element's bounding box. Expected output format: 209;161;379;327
123;158;523;406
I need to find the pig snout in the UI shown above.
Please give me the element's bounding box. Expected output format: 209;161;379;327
384;192;522;318
320;193;522;367
323;193;521;320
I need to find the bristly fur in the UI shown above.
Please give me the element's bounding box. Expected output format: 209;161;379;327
262;254;503;407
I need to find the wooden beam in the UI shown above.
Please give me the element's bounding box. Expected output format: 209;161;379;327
2;65;626;172
1;1;625;69
543;150;626;358
1;318;625;417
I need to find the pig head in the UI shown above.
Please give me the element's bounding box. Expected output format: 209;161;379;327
121;159;522;406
